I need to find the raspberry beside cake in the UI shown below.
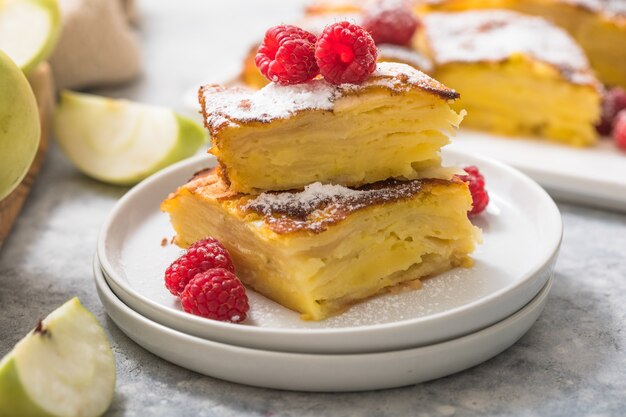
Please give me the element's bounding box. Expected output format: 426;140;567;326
415;10;602;146
162;168;479;321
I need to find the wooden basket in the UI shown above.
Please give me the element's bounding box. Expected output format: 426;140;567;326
0;63;54;249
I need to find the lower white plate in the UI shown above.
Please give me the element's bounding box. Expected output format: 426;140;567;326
94;258;553;392
96;148;561;354
453;132;626;211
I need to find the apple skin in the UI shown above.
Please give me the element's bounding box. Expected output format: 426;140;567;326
0;0;62;74
0;50;40;201
0;298;115;417
94;113;208;186
152;114;208;178
54;91;208;186
22;0;61;74
0;359;56;417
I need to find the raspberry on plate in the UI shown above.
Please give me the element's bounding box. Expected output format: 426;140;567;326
255;25;319;85
362;1;420;46
457;166;489;217
164;237;235;296
613;110;626;151
315;21;378;85
180;268;249;323
596;87;626;136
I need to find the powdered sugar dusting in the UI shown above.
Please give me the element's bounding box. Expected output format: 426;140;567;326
423;10;597;85
371;61;449;90
243;178;429;233
200;62;456;132
245;182;363;217
200;81;338;131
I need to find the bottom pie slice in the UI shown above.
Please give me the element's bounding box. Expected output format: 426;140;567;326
162;168;481;321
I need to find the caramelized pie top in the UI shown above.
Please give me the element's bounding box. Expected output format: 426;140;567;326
171;168;465;235
199;62;458;135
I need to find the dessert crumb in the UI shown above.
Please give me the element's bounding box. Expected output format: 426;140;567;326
161;237;168;247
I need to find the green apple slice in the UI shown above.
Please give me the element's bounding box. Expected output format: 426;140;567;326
0;50;40;201
54;91;208;185
0;298;115;417
0;0;61;74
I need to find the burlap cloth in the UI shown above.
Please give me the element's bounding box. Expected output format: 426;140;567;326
49;0;141;89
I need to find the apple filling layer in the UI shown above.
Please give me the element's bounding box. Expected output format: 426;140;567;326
434;58;601;146
199;62;464;194
162;168;480;321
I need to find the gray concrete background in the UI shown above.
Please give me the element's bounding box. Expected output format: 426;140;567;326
1;1;625;416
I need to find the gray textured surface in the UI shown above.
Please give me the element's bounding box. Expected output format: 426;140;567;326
1;1;626;416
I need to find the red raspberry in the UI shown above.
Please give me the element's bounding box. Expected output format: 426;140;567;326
164;237;235;296
315;21;378;85
255;25;319;85
180;269;249;323
613;110;626;151
362;1;420;46
596;87;626;136
457;166;490;217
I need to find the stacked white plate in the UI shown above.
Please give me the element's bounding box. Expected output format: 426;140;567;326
95;146;563;392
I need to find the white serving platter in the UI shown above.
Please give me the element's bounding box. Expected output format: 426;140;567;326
453;131;626;211
97;148;561;354
95;259;553;392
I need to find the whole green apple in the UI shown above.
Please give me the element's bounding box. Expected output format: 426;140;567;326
0;50;40;201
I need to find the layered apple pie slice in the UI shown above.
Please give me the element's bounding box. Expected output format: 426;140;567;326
162;168;480;321
199;62;464;194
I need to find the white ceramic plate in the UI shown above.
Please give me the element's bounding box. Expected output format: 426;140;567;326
454;131;626;211
94;259;553;392
97;147;562;354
